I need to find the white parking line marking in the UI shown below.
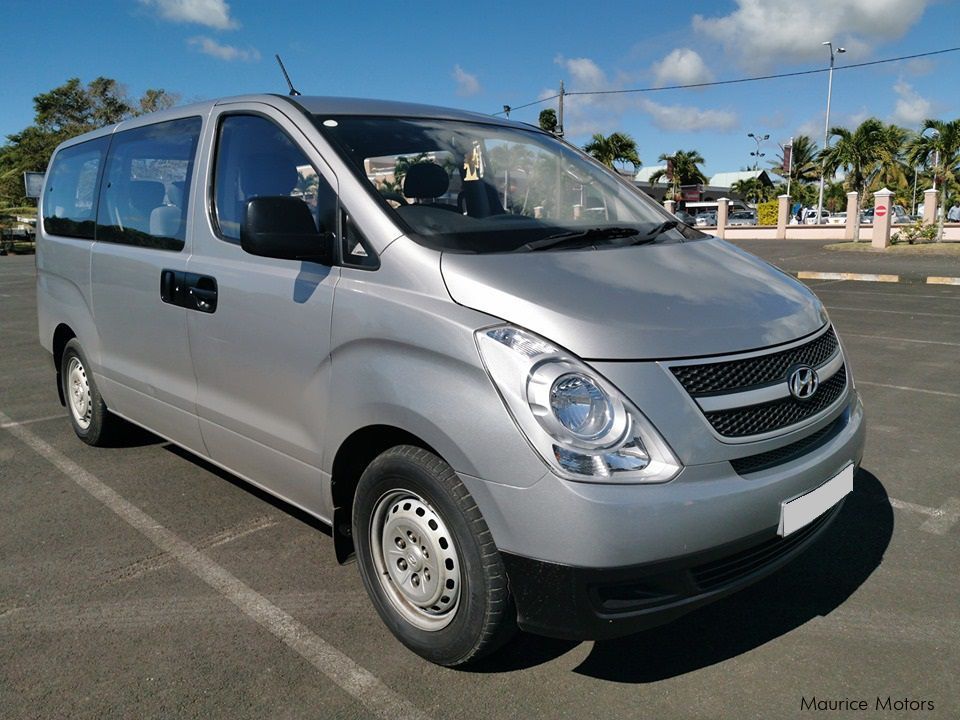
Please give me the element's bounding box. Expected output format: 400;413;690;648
825;305;960;318
798;271;900;283
856;381;960;399
888;497;960;535
842;333;960;348
927;276;960;286
0;414;68;429
0;410;431;720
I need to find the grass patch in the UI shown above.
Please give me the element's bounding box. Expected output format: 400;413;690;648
823;241;960;254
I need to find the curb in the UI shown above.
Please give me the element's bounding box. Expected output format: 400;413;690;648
796;271;960;285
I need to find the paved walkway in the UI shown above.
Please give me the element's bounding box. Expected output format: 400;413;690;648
729;238;960;282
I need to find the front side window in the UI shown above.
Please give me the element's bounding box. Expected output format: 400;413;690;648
97;117;201;251
213;115;337;247
43;137;110;239
316;116;702;254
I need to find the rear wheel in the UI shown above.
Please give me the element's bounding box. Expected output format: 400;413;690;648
61;339;120;446
353;445;516;666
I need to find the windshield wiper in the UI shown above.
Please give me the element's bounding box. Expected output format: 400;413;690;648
626;219;679;245
513;226;640;253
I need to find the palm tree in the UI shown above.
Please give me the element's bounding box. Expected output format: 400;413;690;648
821;118;899;241
648;150;707;198
731;176;774;204
774;135;819;185
583;132;641;172
906;119;960;242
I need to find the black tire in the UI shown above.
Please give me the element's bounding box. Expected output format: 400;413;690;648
353;445;516;666
60;339;120;446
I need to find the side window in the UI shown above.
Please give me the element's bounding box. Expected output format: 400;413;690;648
97;116;202;251
213;115;336;244
43;137;110;239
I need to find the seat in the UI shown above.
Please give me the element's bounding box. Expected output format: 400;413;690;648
403;163;458;211
125;180;165;234
458;179;506;218
149;181;186;238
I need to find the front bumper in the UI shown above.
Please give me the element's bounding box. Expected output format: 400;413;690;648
501;500;843;640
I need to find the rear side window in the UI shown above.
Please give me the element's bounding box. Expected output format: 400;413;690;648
212;114;336;244
97;117;202;251
43;137;110;239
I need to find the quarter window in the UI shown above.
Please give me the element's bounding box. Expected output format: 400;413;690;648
212;115;336;246
42;137;110;239
96;116;202;251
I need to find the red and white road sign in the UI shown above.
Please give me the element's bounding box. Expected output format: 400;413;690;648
875;205;888;218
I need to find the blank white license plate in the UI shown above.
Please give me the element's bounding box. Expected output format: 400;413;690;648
778;463;854;537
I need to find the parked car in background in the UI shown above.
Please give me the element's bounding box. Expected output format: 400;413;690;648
802;208;830;224
674;210;696;226
728;211;757;227
694;211;717;227
827;212;847;226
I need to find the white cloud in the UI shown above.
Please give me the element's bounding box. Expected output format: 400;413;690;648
544;56;629;136
640;99;738;133
452;65;480;96
650;48;713;87
140;0;237;30
188;36;259;62
891;80;932;127
693;0;932;70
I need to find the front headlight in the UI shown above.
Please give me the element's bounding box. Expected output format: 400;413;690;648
476;325;681;483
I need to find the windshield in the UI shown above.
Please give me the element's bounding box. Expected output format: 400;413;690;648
314;115;701;253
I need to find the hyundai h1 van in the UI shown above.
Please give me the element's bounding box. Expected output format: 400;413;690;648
37;95;865;666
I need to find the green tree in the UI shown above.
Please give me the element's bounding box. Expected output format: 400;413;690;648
731;176;774;204
538;108;558;134
582;132;641;172
906;119;960;242
0;77;178;207
648;149;707;198
821;118;901;241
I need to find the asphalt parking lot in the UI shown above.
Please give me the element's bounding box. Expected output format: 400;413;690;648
1;248;958;719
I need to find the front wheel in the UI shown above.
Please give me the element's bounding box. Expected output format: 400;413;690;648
353;446;516;666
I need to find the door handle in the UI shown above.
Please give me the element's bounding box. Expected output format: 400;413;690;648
187;276;218;313
160;270;218;313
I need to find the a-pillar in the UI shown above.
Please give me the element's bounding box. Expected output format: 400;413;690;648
716;198;729;238
872;188;894;249
844;191;859;240
923;188;938;225
776;195;790;239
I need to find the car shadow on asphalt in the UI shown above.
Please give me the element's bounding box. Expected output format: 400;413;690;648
472;468;892;679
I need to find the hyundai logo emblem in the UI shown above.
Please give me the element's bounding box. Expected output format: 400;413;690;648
788;365;820;400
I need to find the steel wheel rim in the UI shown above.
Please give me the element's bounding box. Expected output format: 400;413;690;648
370;488;461;631
66;356;92;430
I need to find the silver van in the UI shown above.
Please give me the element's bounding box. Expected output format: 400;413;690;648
37;95;865;666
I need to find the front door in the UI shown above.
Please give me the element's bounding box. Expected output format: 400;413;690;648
186;105;340;518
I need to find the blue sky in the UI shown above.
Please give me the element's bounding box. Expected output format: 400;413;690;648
3;0;959;177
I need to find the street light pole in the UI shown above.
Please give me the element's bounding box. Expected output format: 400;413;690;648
747;132;769;171
816;41;845;225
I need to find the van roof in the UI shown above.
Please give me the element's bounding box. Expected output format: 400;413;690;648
53;94;528;152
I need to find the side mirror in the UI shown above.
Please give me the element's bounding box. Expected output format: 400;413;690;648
240;196;333;264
